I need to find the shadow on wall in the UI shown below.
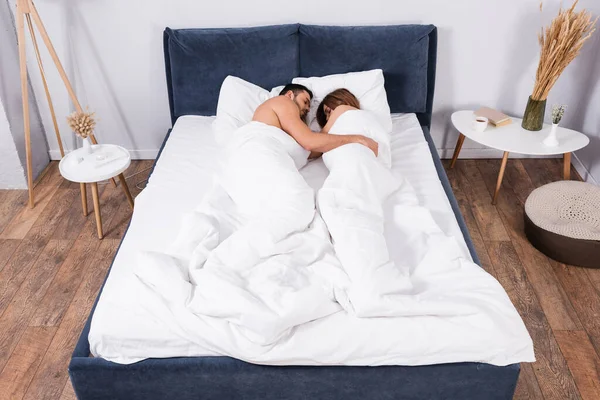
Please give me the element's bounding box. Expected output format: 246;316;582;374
434;27;491;151
62;0;138;151
496;8;541;118
551;24;600;131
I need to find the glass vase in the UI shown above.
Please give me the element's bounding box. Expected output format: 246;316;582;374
521;96;546;131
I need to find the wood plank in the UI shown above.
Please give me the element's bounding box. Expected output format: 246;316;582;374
551;260;600;358
0;239;48;315
0;184;60;240
521;159;561;188
0;239;20;272
29;239;100;327
32;161;55;187
586;269;600;292
554;330;600;400
444;160;495;274
476;159;583;331
0;191;28;235
0;240;73;372
454;160;510;241
50;191;93;240
487;241;581;400
34;162;64;187
24;188;80;242
0;326;57;400
60;378;77;400
503;160;537;205
24;240;120;400
514;362;545;400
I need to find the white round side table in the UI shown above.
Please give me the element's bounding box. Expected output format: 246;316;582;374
450;110;589;204
59;144;134;239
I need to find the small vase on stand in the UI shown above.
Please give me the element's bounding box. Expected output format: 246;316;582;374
543;123;559;147
82;136;93;155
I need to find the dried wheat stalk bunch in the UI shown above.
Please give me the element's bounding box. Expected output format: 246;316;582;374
532;1;597;101
66;110;96;139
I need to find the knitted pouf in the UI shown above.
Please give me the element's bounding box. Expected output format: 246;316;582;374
524;181;600;268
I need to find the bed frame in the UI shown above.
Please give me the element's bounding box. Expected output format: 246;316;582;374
69;24;520;399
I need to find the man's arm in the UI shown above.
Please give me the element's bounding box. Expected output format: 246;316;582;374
276;99;378;155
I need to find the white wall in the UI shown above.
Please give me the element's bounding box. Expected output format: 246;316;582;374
0;97;27;189
10;0;600;182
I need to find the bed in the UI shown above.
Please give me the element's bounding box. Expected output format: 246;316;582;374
69;24;524;399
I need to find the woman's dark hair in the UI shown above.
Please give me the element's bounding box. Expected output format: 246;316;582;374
279;83;313;100
316;89;360;128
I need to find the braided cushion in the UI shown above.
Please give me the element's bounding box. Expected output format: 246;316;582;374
524;181;600;268
525;181;600;240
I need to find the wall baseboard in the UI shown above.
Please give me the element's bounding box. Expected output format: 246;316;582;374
571;153;598;184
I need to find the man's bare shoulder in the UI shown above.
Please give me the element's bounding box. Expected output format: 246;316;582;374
253;96;297;126
260;96;296;111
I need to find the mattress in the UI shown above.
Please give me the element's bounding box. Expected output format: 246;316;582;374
89;114;532;366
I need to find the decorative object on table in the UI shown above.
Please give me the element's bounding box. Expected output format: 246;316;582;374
450;110;590;203
474;107;512;127
525;181;600;268
14;0;114;208
472;116;489;132
543;105;566;147
67;110;97;155
522;0;596;131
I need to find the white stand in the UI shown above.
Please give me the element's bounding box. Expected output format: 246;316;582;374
543;123;560;147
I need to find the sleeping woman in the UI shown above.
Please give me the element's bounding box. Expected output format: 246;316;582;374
315;89;414;317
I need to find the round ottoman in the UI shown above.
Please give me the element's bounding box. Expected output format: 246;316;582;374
524;181;600;268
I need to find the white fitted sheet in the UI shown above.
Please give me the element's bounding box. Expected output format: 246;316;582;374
89;114;517;364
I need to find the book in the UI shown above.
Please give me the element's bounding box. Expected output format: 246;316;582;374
475;107;512;127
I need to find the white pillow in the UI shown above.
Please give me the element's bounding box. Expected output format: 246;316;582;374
270;86;285;97
292;69;392;133
213;78;290;144
213;76;271;143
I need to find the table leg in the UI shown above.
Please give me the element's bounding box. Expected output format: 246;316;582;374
91;182;103;239
493;151;509;205
80;183;88;216
118;173;134;209
450;133;466;169
564;152;571;180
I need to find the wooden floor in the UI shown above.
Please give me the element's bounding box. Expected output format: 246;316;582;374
0;158;598;399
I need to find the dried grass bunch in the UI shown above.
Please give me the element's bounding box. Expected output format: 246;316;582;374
532;1;597;101
66;110;96;139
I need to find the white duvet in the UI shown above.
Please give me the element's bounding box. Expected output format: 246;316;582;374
129;110;534;367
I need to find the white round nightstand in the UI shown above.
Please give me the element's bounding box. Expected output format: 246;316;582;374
59;144;134;239
450;110;589;204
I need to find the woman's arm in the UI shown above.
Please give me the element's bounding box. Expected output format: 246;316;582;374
277;101;378;155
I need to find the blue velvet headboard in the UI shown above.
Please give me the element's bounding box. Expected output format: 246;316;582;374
163;24;437;129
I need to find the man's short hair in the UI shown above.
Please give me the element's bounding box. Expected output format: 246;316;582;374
279;83;313;100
